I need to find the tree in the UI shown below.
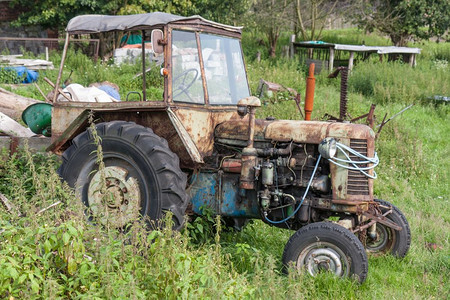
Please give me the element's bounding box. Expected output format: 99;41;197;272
10;0;250;30
294;0;340;41
352;0;450;46
10;0;106;30
248;0;293;57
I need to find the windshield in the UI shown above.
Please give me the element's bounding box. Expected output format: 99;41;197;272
171;30;250;105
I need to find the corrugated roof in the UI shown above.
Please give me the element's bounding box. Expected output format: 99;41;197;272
66;12;242;34
294;41;421;54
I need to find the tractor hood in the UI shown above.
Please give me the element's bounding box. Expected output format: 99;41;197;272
215;119;376;144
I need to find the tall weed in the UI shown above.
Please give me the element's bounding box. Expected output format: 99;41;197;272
349;60;449;105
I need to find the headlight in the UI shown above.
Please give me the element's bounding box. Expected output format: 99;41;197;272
319;137;337;159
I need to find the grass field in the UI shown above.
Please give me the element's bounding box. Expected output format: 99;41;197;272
1;28;449;299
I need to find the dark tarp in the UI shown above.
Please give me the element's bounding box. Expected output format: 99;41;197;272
66;12;242;34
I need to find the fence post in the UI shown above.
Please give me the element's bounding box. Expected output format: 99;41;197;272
290;34;296;59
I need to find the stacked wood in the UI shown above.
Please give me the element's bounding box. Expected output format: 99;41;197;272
0;55;54;70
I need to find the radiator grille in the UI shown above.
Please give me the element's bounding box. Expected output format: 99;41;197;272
347;139;369;195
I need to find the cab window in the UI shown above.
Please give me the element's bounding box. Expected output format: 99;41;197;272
171;30;205;103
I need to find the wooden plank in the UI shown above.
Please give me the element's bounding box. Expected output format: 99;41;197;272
329;48;334;71
348;51;355;71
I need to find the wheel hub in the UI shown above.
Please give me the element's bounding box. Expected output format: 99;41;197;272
306;248;343;276
298;242;349;278
366;224;390;252
88;166;141;228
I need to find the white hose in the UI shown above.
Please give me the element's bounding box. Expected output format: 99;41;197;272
328;142;379;179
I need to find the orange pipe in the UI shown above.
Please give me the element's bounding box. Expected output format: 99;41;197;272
304;63;315;121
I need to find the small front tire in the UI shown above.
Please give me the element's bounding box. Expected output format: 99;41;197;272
366;199;411;257
283;222;368;283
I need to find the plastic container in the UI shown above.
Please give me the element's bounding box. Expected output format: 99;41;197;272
21;103;52;137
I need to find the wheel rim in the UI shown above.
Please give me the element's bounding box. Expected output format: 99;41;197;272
297;242;350;277
87;166;141;228
366;224;395;254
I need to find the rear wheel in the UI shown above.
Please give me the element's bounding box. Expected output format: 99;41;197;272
283;222;368;283
366;199;411;257
58;121;188;230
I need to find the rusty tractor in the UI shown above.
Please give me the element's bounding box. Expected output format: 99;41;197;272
48;12;410;283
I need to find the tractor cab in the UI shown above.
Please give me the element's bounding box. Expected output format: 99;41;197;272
49;12;251;168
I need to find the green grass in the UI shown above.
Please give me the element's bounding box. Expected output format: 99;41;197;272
1;33;449;299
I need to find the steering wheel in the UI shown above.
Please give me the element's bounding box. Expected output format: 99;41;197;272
172;68;199;102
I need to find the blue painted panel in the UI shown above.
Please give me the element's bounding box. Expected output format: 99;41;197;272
188;172;260;218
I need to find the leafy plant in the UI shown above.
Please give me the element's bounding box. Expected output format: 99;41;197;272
0;68;26;84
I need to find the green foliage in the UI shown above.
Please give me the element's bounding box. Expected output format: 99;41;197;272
1;30;449;299
0;68;25;84
187;207;217;244
10;0;105;29
349;59;449;105
352;0;450;46
320;28;392;46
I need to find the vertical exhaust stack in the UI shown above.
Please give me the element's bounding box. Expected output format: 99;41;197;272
304;63;315;120
237;96;261;190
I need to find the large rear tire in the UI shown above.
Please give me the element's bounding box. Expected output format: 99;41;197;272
283;222;368;283
58;121;188;230
366;199;411;257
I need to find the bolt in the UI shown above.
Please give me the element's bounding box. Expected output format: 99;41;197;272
124;200;129;205
122;187;128;193
106;180;111;186
115;180;120;185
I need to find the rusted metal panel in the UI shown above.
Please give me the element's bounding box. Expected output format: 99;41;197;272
330;137;349;200
173;106;239;157
96;110;195;168
215;119;273;142
49;101;167;153
311;197;369;213
48;108;90;154
167;108;203;164
265;120;375;144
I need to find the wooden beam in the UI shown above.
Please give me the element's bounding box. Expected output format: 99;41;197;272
53;32;70;102
409;54;415;67
290;34;295;59
329;47;334;71
348;51;355;71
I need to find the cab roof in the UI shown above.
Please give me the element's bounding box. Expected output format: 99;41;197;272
66;12;242;34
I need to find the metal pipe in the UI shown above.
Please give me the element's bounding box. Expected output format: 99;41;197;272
141;30;147;101
53;32;70;102
304;63;315;120
247;106;256;148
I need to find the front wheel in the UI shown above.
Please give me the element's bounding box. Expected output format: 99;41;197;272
283;222;368;283
366;199;411;257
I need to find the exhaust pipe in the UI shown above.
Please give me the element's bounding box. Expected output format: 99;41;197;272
304;63;315;121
